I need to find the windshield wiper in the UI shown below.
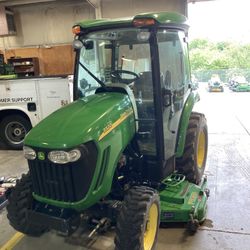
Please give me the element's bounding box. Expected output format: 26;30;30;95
79;61;106;88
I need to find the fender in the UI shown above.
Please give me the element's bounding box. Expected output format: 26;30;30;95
0;106;38;126
175;91;200;158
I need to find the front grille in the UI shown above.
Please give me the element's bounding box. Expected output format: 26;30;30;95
28;142;98;203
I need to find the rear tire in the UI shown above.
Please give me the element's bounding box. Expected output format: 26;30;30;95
6;173;47;236
0;115;32;149
176;112;208;184
114;186;160;250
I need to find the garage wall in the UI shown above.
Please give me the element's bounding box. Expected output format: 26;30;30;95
2;45;75;75
101;0;186;19
0;0;186;75
0;1;92;75
0;1;95;49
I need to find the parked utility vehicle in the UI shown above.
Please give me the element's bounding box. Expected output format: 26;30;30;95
230;76;250;92
7;12;209;250
0;76;71;149
208;74;223;92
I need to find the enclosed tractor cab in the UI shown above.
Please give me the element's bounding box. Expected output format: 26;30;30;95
7;12;209;250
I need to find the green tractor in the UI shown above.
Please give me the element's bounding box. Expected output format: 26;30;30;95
6;12;209;250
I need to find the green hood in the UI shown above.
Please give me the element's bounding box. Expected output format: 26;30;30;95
25;92;134;149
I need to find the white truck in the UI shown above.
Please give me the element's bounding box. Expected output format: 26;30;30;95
0;76;72;149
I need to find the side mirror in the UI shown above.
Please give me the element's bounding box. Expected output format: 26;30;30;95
84;40;94;50
72;39;93;50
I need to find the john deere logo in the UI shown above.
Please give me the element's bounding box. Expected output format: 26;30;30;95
38;152;45;160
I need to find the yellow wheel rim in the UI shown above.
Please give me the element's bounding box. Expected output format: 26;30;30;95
197;130;206;168
144;203;158;250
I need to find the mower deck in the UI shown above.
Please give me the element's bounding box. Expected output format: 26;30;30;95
159;174;208;224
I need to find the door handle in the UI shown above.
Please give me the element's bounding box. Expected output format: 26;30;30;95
163;89;174;118
163;89;172;107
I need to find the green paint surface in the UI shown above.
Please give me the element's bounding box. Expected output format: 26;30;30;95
175;91;200;158
25;92;135;149
0;74;17;79
160;174;208;222
233;84;250;92
27;92;136;210
75;12;187;30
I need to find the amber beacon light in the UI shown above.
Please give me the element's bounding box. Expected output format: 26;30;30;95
72;25;81;35
133;18;156;27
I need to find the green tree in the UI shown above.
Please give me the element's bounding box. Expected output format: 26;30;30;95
189;39;250;71
189;39;209;50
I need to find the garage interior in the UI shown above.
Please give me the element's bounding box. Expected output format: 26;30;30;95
1;0;250;249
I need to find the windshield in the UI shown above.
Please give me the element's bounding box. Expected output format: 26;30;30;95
76;28;151;98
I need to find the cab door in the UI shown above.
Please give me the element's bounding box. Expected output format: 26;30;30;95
157;30;190;160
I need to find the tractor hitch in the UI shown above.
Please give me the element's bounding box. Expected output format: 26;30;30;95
28;202;80;235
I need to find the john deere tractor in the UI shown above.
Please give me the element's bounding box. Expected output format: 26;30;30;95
7;12;209;250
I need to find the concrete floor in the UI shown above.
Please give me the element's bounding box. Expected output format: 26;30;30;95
1;84;250;249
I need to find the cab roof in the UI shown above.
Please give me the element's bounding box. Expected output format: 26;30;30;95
75;12;189;32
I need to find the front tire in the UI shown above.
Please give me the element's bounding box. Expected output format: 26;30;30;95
115;186;160;250
176;112;208;184
0;115;32;149
7;173;47;236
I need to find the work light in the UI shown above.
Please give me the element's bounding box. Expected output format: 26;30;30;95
23;146;36;160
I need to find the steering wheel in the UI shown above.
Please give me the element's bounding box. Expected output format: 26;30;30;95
111;70;139;84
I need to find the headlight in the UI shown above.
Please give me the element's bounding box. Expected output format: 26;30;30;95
48;149;81;164
23;146;36;160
